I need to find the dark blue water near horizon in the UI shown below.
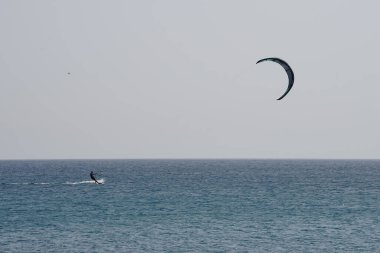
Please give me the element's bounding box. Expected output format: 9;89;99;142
1;159;380;252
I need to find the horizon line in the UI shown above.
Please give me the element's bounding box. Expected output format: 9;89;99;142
1;157;380;161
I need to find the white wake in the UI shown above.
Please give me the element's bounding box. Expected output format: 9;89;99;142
64;178;105;185
3;179;105;185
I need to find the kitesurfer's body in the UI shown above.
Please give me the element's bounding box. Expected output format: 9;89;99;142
90;171;101;184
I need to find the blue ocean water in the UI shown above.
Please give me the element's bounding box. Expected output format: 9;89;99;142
1;159;380;252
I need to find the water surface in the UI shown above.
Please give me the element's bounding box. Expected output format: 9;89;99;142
1;159;379;252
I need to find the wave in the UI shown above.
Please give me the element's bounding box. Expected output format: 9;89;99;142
2;178;105;185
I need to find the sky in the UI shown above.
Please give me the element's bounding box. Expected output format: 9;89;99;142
1;0;380;159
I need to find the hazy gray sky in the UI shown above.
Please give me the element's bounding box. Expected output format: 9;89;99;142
1;0;380;159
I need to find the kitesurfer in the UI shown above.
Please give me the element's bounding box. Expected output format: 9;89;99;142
90;171;101;184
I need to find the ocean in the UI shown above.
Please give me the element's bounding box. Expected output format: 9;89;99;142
1;159;379;252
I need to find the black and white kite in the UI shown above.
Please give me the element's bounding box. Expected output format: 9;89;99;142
256;57;294;100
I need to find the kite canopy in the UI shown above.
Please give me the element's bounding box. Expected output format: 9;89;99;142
256;57;294;100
